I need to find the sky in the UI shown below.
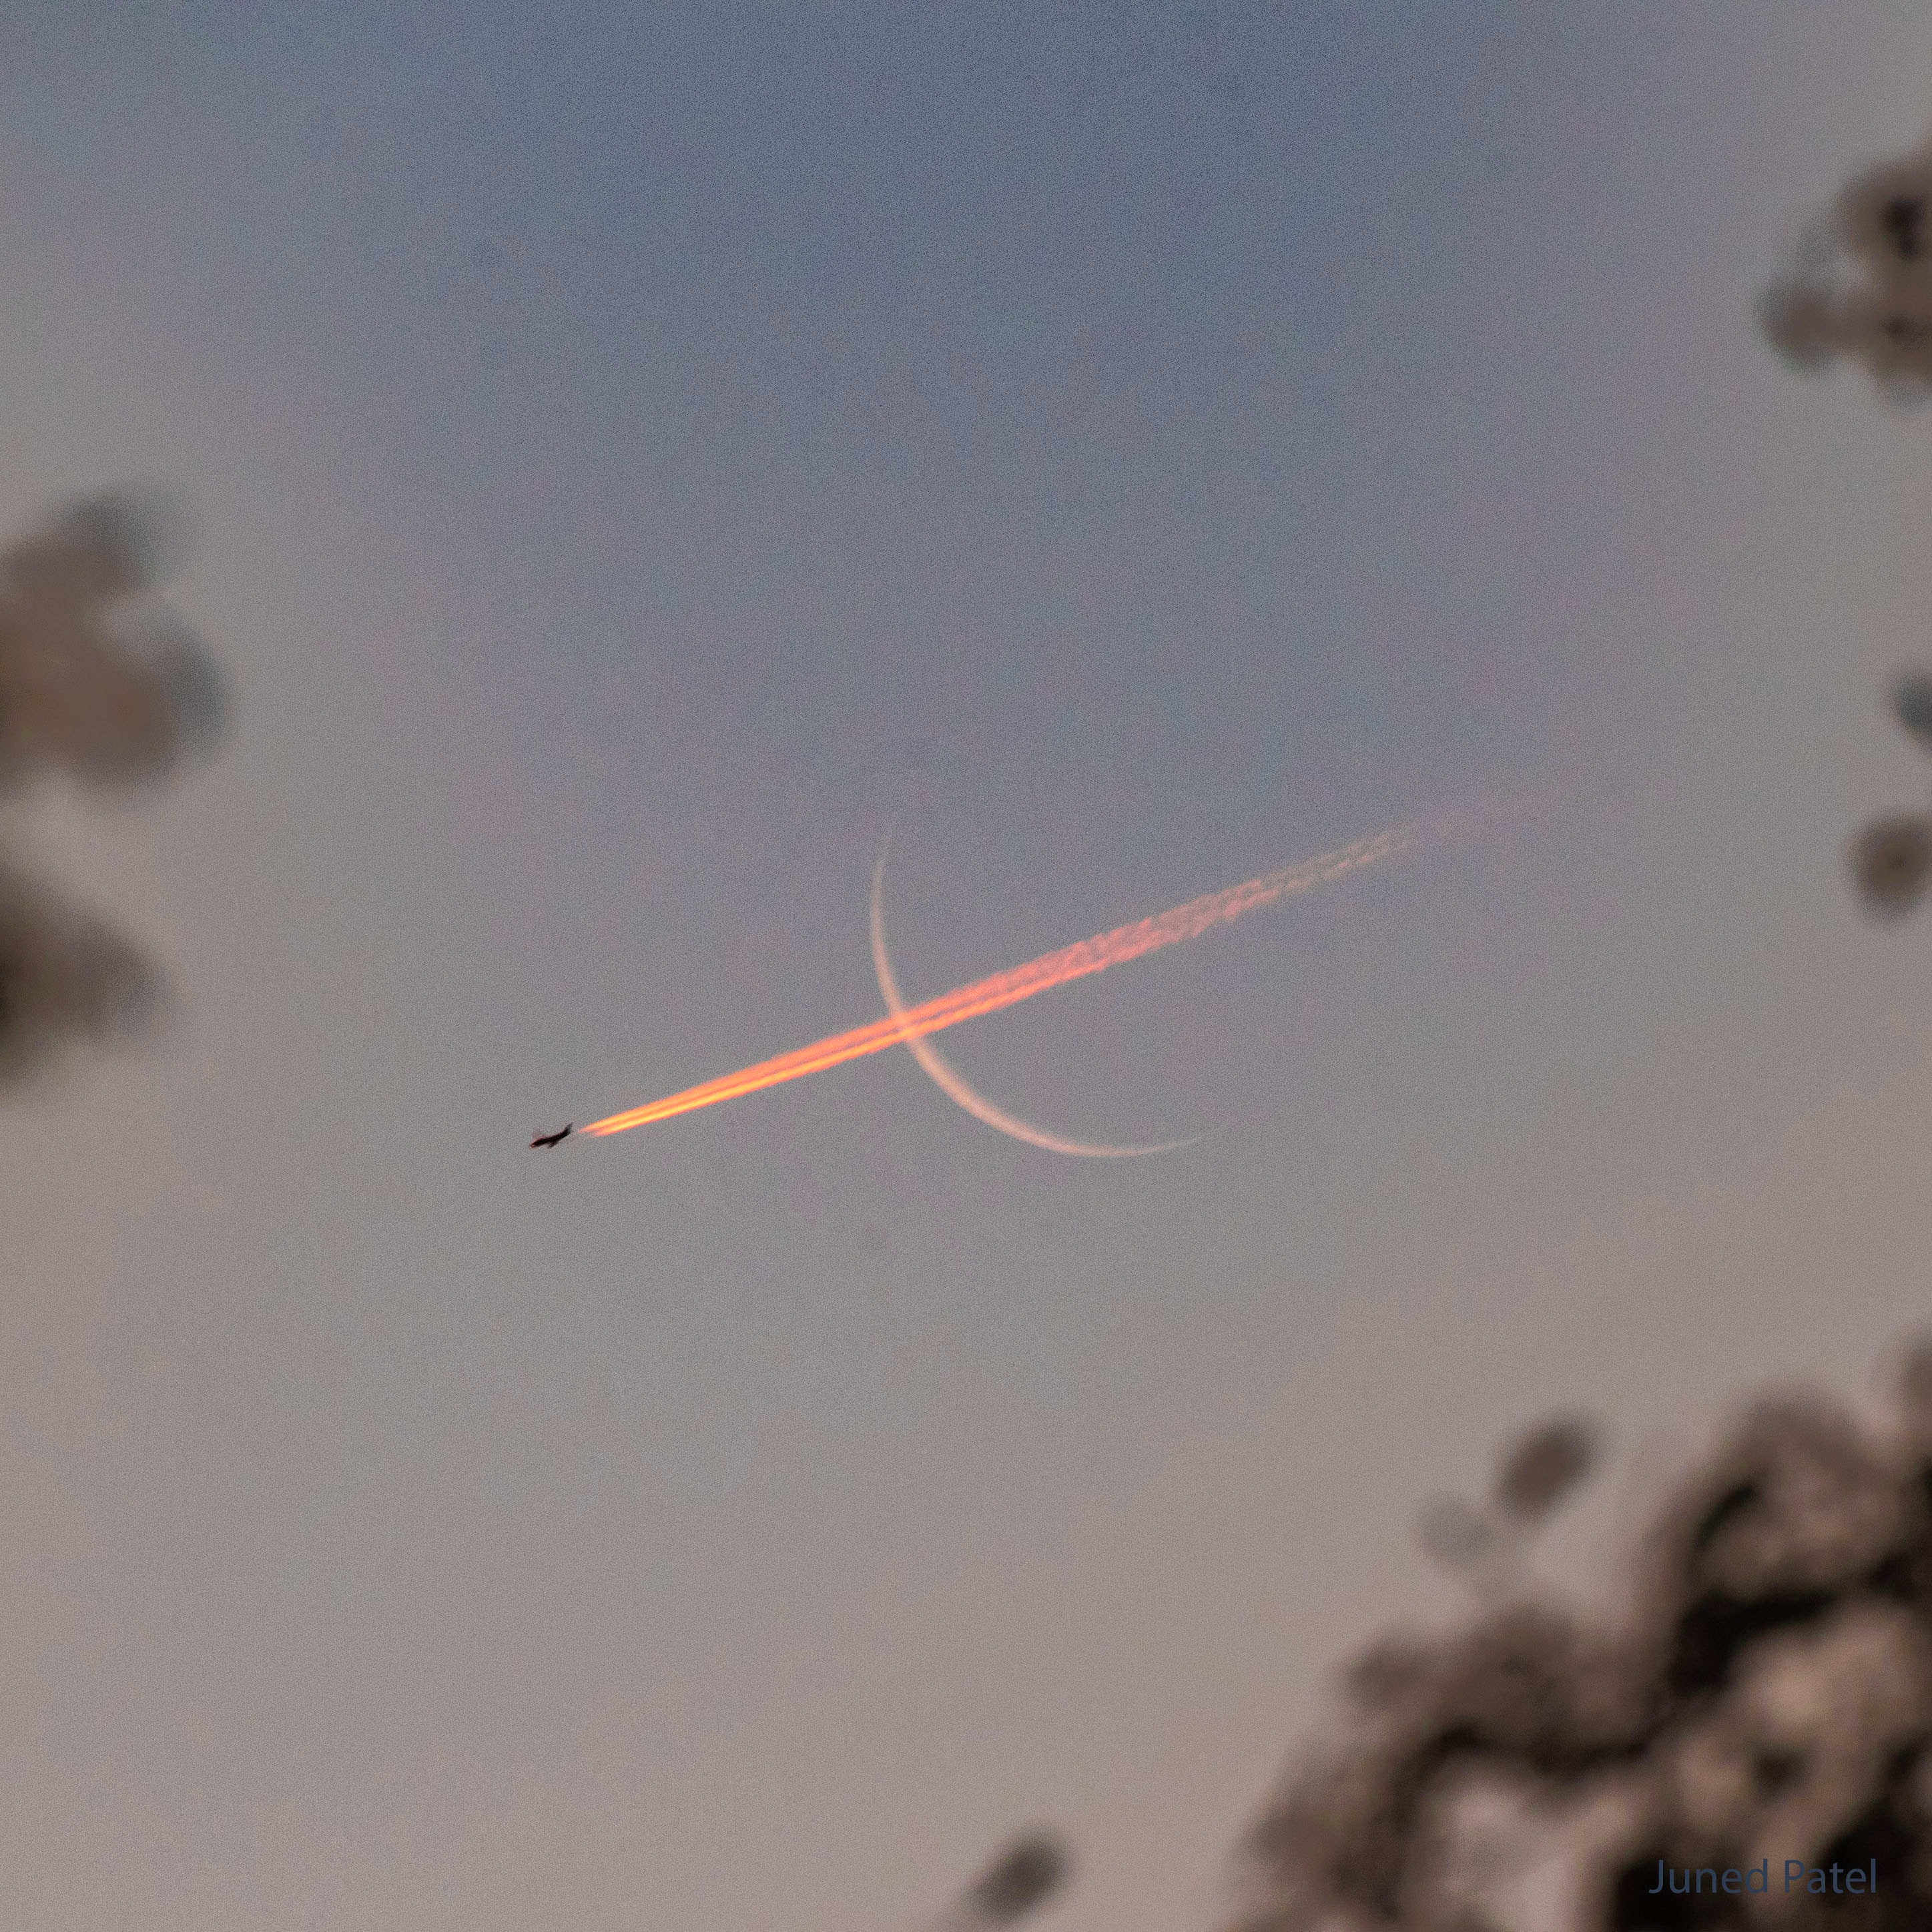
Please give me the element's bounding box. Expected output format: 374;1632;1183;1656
3;4;1932;1929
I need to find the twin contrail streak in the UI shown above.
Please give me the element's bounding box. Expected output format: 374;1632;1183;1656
581;812;1452;1140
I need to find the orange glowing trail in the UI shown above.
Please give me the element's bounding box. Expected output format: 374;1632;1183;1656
583;815;1441;1139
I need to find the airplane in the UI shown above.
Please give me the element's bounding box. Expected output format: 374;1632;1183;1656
530;1125;572;1149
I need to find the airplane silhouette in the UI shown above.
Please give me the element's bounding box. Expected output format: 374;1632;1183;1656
530;1125;572;1149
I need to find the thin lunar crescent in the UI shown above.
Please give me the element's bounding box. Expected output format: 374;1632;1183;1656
870;842;1193;1159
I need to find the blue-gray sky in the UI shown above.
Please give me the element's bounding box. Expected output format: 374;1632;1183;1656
3;5;1932;1928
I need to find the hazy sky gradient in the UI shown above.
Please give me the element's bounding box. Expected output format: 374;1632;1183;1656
5;6;1932;1928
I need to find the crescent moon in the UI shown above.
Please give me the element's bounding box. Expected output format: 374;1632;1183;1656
870;841;1193;1159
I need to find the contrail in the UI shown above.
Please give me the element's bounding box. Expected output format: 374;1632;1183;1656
870;838;1193;1157
581;810;1455;1139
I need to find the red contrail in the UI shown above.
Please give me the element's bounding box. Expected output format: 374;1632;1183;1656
582;814;1445;1139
